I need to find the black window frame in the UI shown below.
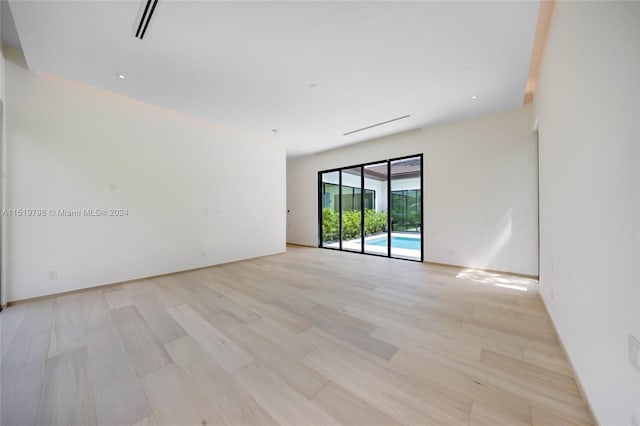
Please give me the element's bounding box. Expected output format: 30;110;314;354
317;154;424;262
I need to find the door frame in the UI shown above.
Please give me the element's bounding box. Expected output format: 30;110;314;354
317;153;424;262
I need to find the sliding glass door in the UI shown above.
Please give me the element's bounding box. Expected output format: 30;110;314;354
341;167;362;252
320;171;340;248
363;162;389;256
318;154;423;262
390;157;422;260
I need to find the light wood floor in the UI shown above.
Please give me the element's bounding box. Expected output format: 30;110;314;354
1;245;594;426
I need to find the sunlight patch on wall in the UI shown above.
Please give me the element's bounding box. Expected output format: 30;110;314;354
469;209;513;270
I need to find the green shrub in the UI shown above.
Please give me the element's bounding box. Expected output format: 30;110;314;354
322;208;388;241
322;208;339;241
342;210;361;240
364;209;387;235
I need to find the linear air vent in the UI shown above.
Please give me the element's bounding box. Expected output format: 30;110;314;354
135;0;159;40
343;114;411;136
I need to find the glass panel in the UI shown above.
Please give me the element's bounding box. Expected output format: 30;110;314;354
341;167;362;252
320;171;340;248
363;162;388;256
390;157;422;260
319;155;422;262
364;190;375;209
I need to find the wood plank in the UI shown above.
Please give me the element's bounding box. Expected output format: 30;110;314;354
112;306;172;376
216;275;279;303
302;345;469;425
0;303;26;362
253;301;313;334
340;302;422;328
203;279;312;333
122;280;156;299
1;300;55;426
36;348;97;426
104;288;133;311
523;347;574;377
311;303;377;334
130;293;186;344
188;284;223;306
81;290;112;329
191;283;263;324
248;316;317;358
311;382;400;426
166;304;252;373
48;296;86;358
390;347;531;420
530;401;594;426
480;349;581;396
304;326;474;418
372;325;482;362
274;300;398;360
233;362;339;425
130;414;158;426
164;335;278;426
461;321;565;358
390;340;592;423
212;294;263;324
156;276;218;318
1;331;51;426
469;399;531;426
415;316;525;360
87;322;152;426
141;363;224;426
208;312;329;399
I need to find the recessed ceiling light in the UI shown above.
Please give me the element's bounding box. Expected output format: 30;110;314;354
308;84;317;89
272;129;278;133
117;74;126;80
471;95;477;100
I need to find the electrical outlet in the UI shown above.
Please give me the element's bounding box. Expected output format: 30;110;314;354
48;270;58;280
629;335;640;371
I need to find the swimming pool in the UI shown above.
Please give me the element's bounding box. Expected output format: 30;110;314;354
367;235;421;250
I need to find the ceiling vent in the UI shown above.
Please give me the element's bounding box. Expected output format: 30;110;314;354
135;0;159;40
343;115;411;136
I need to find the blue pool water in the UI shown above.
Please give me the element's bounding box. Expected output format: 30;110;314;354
368;236;421;250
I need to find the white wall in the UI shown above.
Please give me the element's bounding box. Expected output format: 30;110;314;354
4;47;286;302
535;1;640;425
287;106;539;276
321;173;388;211
1;34;7;305
391;177;420;192
0;0;5;104
1;44;4;103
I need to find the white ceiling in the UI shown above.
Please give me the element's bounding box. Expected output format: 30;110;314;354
6;1;539;157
